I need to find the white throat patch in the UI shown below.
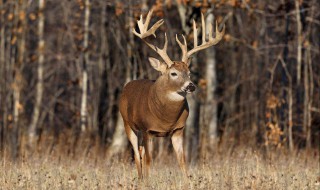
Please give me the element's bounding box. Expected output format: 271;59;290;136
167;91;185;101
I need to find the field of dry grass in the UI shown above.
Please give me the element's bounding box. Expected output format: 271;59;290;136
0;148;319;190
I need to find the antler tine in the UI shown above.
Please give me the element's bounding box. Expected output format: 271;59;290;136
159;33;174;67
163;33;168;51
193;20;198;50
144;9;153;31
176;34;188;64
215;20;225;41
132;9;174;67
201;13;206;45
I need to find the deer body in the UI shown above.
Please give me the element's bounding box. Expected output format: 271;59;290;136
120;9;225;179
120;79;189;136
120;61;193;178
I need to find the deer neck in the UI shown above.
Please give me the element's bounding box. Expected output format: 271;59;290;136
148;79;186;124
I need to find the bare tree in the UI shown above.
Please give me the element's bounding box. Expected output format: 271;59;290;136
204;9;218;148
295;0;302;85
29;0;46;147
279;58;293;151
80;0;90;132
0;0;4;155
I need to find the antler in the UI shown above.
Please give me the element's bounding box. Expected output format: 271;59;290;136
132;10;174;67
176;13;225;64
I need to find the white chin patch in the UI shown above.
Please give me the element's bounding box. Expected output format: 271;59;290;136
167;92;185;101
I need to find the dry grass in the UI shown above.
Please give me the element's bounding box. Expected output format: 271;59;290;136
0;148;319;190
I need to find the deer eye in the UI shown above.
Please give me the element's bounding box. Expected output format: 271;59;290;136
171;72;177;77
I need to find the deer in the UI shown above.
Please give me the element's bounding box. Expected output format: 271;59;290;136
119;9;225;179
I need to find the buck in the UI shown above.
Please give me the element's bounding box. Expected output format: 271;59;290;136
119;9;225;179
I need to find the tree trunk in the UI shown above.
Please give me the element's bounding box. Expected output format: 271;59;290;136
288;78;293;151
175;0;188;34
91;1;107;137
97;0;109;146
80;0;90;132
29;0;45;147
279;58;293;151
223;11;236;146
304;2;315;149
0;0;5;154
3;0;16;159
204;11;218;148
305;46;313;149
295;0;302;85
106;113;127;158
13;0;27;157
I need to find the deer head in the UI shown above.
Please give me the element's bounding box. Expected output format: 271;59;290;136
148;57;195;101
132;10;225;100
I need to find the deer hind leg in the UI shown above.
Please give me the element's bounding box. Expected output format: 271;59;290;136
139;145;145;178
143;133;152;177
171;128;187;177
124;123;142;178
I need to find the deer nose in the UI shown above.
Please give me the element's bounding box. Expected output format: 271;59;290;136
186;82;196;92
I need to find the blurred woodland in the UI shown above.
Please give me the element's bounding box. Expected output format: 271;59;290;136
0;0;319;161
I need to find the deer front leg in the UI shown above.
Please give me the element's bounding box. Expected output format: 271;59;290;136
171;128;187;177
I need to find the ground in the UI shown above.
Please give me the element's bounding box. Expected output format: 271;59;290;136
0;148;319;189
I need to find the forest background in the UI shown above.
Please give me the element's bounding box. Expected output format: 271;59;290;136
0;0;319;165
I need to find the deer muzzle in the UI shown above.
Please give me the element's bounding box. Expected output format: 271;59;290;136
185;82;196;93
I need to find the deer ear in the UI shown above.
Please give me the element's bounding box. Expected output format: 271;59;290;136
148;57;167;74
